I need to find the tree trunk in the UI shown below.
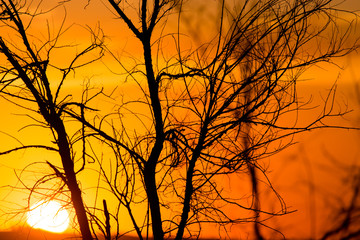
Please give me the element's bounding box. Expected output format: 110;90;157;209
144;161;164;240
55;120;93;240
175;129;208;240
142;35;165;240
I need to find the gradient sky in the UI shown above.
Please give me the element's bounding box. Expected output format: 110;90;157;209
0;0;360;239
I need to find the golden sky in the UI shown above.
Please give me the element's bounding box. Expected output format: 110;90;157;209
0;0;360;239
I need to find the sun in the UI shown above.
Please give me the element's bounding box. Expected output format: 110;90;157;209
27;200;70;233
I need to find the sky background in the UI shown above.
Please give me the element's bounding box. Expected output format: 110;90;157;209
0;0;360;239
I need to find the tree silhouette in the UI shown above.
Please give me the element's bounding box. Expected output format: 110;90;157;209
0;0;359;239
0;1;103;239
320;154;360;240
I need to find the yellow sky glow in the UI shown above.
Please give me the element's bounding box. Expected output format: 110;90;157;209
0;0;360;239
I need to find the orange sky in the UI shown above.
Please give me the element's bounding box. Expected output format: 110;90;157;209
0;0;360;239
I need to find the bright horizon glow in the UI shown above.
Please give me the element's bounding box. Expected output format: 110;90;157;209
27;200;70;233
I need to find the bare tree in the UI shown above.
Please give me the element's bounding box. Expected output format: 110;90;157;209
0;1;103;239
0;0;359;239
64;0;358;239
319;154;360;240
312;82;360;240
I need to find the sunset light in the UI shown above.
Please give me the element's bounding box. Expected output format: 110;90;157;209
27;201;69;233
1;0;360;239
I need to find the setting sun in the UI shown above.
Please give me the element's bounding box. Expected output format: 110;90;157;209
27;200;70;233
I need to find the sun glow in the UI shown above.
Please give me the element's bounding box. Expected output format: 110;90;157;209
27;200;70;233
